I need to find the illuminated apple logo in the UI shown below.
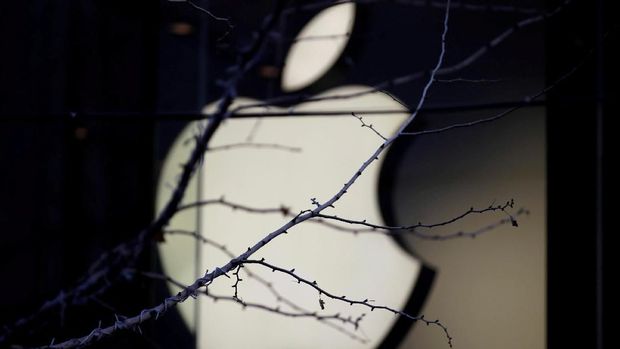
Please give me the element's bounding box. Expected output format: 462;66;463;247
156;3;433;348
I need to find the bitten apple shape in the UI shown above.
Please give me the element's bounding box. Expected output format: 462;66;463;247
156;85;422;348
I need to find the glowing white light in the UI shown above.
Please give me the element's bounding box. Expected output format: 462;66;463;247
281;3;356;92
156;86;421;348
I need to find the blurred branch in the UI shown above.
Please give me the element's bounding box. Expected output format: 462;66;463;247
134;269;370;343
0;0;288;347
29;1;452;347
176;197;290;215
206;142;302;153
240;258;452;346
228;0;569;115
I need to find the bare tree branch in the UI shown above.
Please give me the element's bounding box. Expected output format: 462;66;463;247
401;53;592;136
176;197;290;215
6;0;583;346
206;142;302;153
0;1;288;346
226;0;569;116
162;228;369;341
435;77;501;83
135;269;370;343
315;199;518;233
239;259;453;346
283;0;545;15
351;112;388;140
29;1;453;347
180;0;235;30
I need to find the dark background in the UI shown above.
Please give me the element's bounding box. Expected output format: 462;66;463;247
0;0;615;347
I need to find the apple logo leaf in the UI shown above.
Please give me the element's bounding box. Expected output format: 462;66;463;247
281;2;356;92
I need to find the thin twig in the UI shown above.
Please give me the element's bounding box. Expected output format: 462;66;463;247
227;0;569;116
320;207;528;240
13;2;289;348
316;200;516;233
401;53;591;136
351;112;388;140
435;77;501;83
239;259;453;347
162;229;368;341
176;196;290;215
291;32;351;43
206;142;302;153
185;0;235;30
31;1;452;347
135;270;370;343
171;193;523;241
280;0;544;15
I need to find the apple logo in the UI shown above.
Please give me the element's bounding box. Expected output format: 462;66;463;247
156;3;434;348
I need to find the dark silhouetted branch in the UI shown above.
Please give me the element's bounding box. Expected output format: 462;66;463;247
239;258;453;347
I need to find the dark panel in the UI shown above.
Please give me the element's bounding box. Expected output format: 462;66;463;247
546;0;612;348
0;0;166;347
